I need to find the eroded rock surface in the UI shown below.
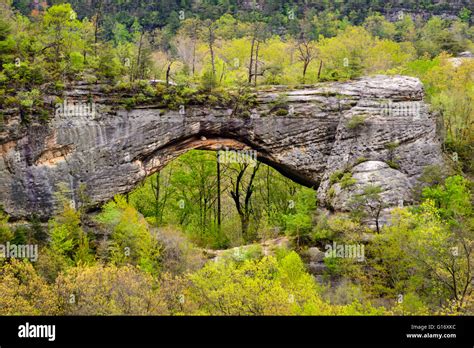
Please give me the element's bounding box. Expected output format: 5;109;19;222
0;75;443;220
326;161;414;227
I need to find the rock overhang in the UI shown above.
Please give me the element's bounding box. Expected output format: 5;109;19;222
0;75;444;220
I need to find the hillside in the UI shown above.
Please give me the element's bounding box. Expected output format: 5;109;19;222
0;0;472;318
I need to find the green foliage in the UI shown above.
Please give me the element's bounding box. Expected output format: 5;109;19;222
418;165;448;188
49;199;94;266
340;172;357;189
329;169;356;189
0;210;13;243
283;213;312;247
0;259;58;315
346;114;367;130
96;195;161;275
459;7;472;23
319;27;372;80
55;264;167;315
0;0;473;317
363;13;396;39
350;185;386;233
390;293;430;315
355;157;368;165
416;17;469;57
384;141;400;169
200;69;217;91
128;150;316;248
188;252;333;315
329;170;345;185
422;175;472;220
221;244;263;262
312;213;367;244
364;176;473;313
0;173;471;315
384;141;399;151
386;160;400;169
403;53;473;173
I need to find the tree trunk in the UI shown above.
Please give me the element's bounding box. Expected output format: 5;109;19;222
254;40;260;87
248;37;255;84
208;27;216;80
302;60;309;84
375;208;381;233
154;172;160;223
220;63;226;83
93;1;103;57
166;62;173;86
217;152;221;231
192;40;196;76
240;215;250;240
266;166;271;218
134;31;144;82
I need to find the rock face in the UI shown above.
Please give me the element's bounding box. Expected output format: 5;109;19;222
0;75;443;220
326;160;414;227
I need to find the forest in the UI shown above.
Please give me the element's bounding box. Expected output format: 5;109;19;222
0;0;472;316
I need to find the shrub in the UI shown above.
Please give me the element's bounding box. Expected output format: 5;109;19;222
275;108;289;116
340;172;357;189
386;160;400;169
188;252;333;315
346;114;367;129
0;210;13;243
156;227;205;274
0;259;57;315
329;170;345;185
328;186;336;199
96;196;161;275
55;264;167;315
384;141;399;151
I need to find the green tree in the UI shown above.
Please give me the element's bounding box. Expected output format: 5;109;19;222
188;252;334;315
41;4;82;77
0;259;57;315
49;199;94;266
96;195;161;274
349;185;386;233
363;13;396;39
422;175;472;220
371;199;472;312
458;7;472;23
55;264;167;315
394;15;416;42
319;26;373;80
416;17;467;57
283;212;312;248
0;209;13;243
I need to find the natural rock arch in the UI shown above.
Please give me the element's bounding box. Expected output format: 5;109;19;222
0;75;443;220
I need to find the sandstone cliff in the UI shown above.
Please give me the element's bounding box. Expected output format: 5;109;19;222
0;75;443;220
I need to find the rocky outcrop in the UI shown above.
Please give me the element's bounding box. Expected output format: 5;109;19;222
324;161;414;227
0;75;443;220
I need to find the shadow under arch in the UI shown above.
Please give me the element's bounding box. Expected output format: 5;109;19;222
136;134;319;191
